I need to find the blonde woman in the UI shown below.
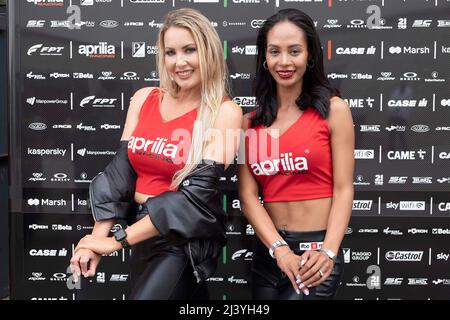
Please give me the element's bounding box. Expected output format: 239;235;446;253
70;8;242;300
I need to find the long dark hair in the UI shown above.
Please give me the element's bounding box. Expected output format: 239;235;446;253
251;8;340;127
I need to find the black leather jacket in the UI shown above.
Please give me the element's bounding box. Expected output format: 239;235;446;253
88;140;227;282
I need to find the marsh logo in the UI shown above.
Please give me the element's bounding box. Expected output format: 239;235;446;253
27;198;67;207
389;46;430;55
385;251;423;262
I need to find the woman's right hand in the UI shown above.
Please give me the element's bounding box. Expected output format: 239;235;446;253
275;247;310;296
70;248;102;282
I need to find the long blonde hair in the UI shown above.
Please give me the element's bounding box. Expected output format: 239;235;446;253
157;8;229;189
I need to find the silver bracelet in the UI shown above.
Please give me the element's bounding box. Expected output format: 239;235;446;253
269;239;288;259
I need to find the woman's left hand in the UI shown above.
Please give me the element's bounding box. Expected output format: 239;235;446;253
297;250;334;288
75;235;122;256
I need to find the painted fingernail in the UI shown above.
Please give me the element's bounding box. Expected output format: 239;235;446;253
296;278;302;284
307;284;312;288
299;283;305;290
304;288;310;296
295;289;300;295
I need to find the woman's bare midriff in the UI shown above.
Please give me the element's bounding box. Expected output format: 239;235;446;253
264;197;332;231
134;191;156;204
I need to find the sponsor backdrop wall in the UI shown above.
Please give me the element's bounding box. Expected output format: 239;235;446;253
8;0;450;300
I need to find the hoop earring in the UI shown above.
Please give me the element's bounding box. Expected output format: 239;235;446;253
263;61;268;70
307;59;315;68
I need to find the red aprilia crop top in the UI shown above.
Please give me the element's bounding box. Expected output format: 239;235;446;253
128;88;197;195
245;107;333;202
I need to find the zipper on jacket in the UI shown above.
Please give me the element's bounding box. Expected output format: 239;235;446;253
187;241;201;283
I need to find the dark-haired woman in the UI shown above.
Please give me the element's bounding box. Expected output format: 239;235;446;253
238;9;354;300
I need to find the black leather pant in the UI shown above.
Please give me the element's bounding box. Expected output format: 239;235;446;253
128;204;209;300
251;229;344;300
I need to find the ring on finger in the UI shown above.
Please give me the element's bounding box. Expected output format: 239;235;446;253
318;270;324;277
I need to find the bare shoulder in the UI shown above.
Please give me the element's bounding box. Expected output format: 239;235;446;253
128;87;155;112
329;96;349;113
216;100;243;128
329;96;351;120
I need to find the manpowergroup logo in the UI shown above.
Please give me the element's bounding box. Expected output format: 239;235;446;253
385;251;423;262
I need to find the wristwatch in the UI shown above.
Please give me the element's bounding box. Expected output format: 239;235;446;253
269;239;289;259
113;228;130;249
320;248;337;263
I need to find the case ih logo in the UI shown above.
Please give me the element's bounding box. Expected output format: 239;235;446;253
385;251;423;262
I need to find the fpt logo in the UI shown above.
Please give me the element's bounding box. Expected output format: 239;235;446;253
80;96;117;108
27;44;65;56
